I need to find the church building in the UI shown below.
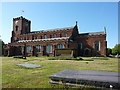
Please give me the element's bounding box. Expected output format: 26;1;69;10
3;16;107;57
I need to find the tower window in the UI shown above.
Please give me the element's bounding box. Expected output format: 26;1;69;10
16;26;18;31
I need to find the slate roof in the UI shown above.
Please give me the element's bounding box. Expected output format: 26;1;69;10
79;31;105;36
30;26;74;34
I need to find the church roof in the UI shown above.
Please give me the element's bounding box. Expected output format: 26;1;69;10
30;26;74;34
79;31;105;36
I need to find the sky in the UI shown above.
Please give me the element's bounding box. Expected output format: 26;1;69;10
1;2;118;48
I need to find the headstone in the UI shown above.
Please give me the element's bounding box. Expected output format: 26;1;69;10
49;69;120;89
17;63;42;68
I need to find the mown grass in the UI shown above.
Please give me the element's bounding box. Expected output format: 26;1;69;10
1;56;119;88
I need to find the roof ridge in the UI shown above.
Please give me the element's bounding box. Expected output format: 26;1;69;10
31;26;74;33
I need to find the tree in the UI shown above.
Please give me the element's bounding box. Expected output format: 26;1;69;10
0;39;5;56
112;44;120;55
107;48;112;55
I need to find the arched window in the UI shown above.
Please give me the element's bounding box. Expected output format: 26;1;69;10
78;43;82;49
35;35;38;39
64;33;67;37
16;26;18;31
32;35;34;40
19;36;22;40
50;35;52;38
94;41;100;51
44;34;47;39
24;37;26;40
27;37;29;40
40;36;42;39
26;46;32;53
54;34;56;38
57;44;64;49
60;33;62;38
46;45;52;53
35;45;41;52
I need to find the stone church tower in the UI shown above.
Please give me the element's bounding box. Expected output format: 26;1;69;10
11;16;31;43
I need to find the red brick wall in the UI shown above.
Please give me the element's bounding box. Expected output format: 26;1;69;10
74;34;107;56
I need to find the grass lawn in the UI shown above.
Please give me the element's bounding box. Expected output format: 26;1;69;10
1;56;119;88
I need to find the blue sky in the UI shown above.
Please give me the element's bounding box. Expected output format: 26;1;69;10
1;2;118;48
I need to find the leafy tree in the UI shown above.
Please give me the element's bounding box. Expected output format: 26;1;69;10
107;48;112;55
0;39;5;55
112;44;120;55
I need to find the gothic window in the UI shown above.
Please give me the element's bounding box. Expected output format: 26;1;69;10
27;37;29;40
60;33;62;38
26;46;32;53
32;35;34;40
54;34;56;38
57;44;64;49
79;43;82;49
50;35;52;38
25;27;28;33
35;45;41;52
40;36;42;39
64;33;67;37
24;37;26;40
16;26;18;31
18;46;22;54
19;36;22;40
35;35;38;39
94;41;100;51
46;45;52;53
44;34;47;39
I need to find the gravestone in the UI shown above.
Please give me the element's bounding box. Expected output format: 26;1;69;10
49;69;120;89
17;63;42;68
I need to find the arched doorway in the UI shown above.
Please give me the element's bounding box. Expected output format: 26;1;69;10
84;48;91;56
